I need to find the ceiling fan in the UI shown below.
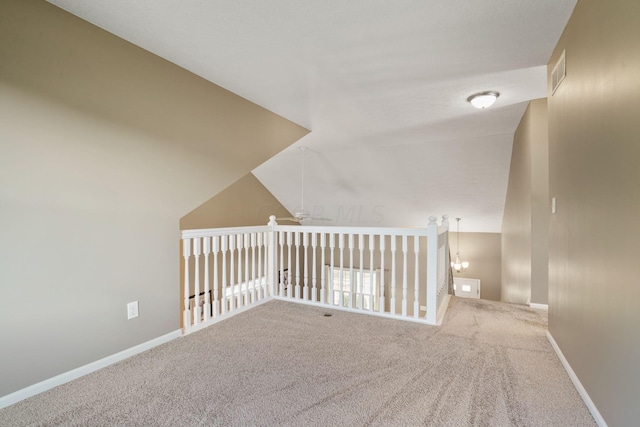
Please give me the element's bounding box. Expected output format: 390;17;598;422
276;147;332;223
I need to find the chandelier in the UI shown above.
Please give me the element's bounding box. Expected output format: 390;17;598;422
451;218;469;272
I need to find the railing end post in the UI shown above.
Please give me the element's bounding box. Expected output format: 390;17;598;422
267;215;278;296
183;309;191;332
428;216;438;228
441;215;449;228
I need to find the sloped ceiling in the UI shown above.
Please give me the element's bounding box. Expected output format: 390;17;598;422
47;0;577;232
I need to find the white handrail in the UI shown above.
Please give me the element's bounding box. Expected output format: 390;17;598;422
181;225;269;239
272;224;433;237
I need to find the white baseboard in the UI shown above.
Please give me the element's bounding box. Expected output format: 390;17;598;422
546;331;608;427
436;294;451;326
183;297;273;335
0;329;182;410
271;296;444;326
529;302;549;310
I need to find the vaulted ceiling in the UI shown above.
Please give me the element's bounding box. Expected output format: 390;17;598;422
48;0;577;232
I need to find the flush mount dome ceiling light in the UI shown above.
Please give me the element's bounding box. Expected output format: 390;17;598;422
467;91;500;109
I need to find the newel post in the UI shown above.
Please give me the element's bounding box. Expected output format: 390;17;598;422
441;214;449;229
426;216;439;324
441;215;451;296
268;215;278;297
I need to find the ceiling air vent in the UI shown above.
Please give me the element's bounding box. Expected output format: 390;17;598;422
551;50;566;94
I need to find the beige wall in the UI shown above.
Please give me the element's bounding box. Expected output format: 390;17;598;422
529;100;550;305
181;173;293;230
450;232;501;301
547;0;640;425
0;0;306;398
501;99;549;305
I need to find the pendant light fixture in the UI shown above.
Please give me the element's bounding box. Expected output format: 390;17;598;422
451;218;469;272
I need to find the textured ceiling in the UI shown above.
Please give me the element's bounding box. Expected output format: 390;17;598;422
48;0;577;232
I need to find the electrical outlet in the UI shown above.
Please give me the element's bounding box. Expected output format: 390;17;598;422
127;301;139;320
419;305;427;311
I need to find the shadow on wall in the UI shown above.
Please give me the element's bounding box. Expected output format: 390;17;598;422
180;173;294;230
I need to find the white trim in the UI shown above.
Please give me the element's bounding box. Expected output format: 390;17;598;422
435;294;451;326
183;297;273;335
181;225;269;239
272;296;439;325
273;224;432;237
546;331;608;427
529;302;549;310
0;329;181;410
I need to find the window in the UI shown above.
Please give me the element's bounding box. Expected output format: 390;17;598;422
328;267;380;311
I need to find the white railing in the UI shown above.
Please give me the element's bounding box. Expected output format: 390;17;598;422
181;215;450;333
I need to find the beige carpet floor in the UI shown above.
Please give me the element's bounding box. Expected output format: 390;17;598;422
0;297;595;426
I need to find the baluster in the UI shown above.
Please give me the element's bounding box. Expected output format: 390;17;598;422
379;235;386;314
414;236;420;319
221;236;228;314
229;234;236;312
278;231;285;297
303;232;309;300
251;233;257;303
257;232;263;300
295;232;301;299
391;235;396;315
441;214;450;310
358;234;364;310
438;238;446;295
369;234;375;312
193;237;201;324
402;235;408;318
311;233;317;302
212;236;220;318
287;231;293;298
320;233;326;304
426;216;439;324
263;231;269;297
203;237;211;322
182;238;191;329
348;234;354;308
339;233;345;307
236;234;243;309
244;233;250;306
329;233;335;305
258;232;265;299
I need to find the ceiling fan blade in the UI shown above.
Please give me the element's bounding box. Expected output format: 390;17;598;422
309;217;332;221
275;217;302;223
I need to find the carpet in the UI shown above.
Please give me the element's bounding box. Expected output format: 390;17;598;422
0;297;596;426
